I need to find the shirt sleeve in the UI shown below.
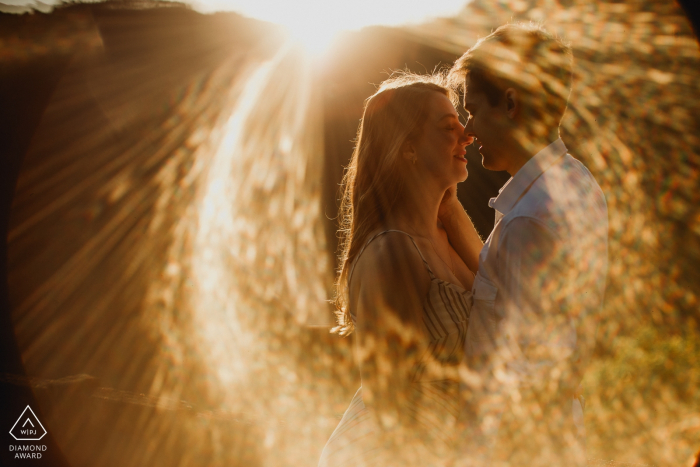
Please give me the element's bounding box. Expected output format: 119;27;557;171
494;216;577;385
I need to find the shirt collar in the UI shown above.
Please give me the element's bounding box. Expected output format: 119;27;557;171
488;138;568;216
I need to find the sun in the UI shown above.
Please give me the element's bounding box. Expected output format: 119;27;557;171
185;0;470;55
282;19;345;56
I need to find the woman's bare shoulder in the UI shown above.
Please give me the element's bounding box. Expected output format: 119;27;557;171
351;231;431;315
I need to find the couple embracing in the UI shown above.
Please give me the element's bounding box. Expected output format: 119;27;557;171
319;22;608;467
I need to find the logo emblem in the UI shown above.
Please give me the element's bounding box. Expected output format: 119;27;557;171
9;406;47;441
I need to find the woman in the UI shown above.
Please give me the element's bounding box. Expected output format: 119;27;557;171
319;73;483;467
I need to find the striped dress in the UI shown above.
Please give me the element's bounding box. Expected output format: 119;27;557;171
319;230;472;467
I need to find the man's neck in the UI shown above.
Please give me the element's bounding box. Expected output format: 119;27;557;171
506;128;560;176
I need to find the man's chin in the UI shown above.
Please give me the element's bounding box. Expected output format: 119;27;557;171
480;153;504;172
480;154;495;171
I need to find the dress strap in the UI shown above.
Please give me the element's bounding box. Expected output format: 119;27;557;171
347;230;437;287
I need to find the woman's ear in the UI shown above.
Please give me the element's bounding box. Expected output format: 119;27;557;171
504;88;520;119
401;139;417;163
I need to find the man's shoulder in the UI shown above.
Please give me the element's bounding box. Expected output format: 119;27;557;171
556;154;608;213
506;154;607;231
557;154;605;190
524;154;604;207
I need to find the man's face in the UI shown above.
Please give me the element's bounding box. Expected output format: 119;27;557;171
462;76;513;172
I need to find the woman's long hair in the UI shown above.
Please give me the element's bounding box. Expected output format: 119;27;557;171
331;73;457;335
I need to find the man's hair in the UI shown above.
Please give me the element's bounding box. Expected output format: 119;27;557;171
448;23;573;125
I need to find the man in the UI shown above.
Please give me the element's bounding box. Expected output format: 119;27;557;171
439;23;609;466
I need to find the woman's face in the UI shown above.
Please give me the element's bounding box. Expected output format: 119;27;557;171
411;92;473;188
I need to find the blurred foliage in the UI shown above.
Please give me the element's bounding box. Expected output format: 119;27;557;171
584;321;700;464
1;0;699;466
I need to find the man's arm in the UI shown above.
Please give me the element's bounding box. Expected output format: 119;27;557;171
438;186;483;273
496;216;579;392
481;216;586;466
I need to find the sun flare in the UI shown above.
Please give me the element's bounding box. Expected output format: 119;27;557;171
5;0;700;465
186;0;470;54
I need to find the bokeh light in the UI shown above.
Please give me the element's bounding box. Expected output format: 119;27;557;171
1;0;699;466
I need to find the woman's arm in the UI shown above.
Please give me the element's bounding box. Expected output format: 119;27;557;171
438;185;483;273
351;233;432;453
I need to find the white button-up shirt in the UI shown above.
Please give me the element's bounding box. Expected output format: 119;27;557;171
467;138;608;388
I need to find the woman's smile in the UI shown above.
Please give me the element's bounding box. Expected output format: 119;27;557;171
454;153;468;163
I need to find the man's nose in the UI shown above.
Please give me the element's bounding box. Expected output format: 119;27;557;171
461;118;476;144
463;116;476;137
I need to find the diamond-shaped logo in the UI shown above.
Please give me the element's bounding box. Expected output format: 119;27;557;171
9;406;47;441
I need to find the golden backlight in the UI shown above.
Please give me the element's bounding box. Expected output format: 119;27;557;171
184;0;469;54
3;0;699;466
